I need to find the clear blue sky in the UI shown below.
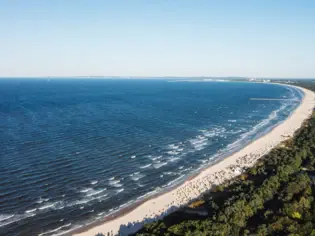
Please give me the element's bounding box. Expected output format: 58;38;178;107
0;0;314;78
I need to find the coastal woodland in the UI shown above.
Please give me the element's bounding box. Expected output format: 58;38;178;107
98;81;315;236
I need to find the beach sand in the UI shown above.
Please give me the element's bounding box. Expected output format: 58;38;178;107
73;84;315;236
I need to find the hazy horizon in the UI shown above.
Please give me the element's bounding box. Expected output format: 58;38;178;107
0;76;314;80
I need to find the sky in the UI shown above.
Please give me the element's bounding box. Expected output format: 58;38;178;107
0;0;314;78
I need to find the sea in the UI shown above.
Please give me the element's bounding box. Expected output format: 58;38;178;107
0;78;303;236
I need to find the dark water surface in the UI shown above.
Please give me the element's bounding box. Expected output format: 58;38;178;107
0;79;302;235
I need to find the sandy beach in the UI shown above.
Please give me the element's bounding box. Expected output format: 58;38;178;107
73;84;315;236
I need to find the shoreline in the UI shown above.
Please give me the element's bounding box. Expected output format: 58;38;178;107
72;84;315;236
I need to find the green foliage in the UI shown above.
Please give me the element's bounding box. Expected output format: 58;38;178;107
291;211;302;219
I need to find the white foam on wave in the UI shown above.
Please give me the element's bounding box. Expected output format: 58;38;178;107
222;101;290;154
140;163;152;169
166;150;180;155
109;179;120;184
3;188;114;228
153;162;168;169
0;213;35;228
189;135;208;150
228;128;247;135
130;172;145;181
36;197;50;204
109;179;123;188
167;144;180;149
131;155;136;159
180;167;192;174
90;180;98;185
201;127;226;138
169;157;180;162
80;188;93;193
163;171;175;175
228;119;237;123
25;208;37;214
138;189;158;199
37;200;66;211
38;203;58;211
137;183;146;187
116;188;124;194
149;155;162;161
198;159;208;164
95;193;109;200
38;223;72;236
0;214;15;222
86;188;107;197
167;175;185;186
1;200;65;227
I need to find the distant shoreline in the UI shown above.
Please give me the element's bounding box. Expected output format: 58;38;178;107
70;83;315;236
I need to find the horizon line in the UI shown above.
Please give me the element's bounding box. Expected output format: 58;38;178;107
0;76;315;80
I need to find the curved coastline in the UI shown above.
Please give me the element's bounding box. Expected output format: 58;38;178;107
72;83;315;236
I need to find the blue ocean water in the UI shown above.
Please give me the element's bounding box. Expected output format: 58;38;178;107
0;79;302;235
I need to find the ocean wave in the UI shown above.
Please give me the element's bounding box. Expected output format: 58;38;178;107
228;128;247;135
116;188;124;194
38;223;71;236
198;159;208;164
90;180;98;185
166;150;180;155
140;163;152;169
36;197;50;204
80;188;93;193
49;225;80;236
109;179;123;187
220;101;290;155
189;135;208;150
200;126;226;138
1;194;108;228
130;172;145;181
0;214;15;222
95;193;109;200
153;162;168;169
25;208;37;214
169;157;180;162
167;144;180;150
179;167;192;174
0;213;35;227
38;202;58;211
86;188;107;197
167;175;185;187
139;189;158;199
109;179;120;184
149;155;162;161
137;183;146;187
163;171;175;175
